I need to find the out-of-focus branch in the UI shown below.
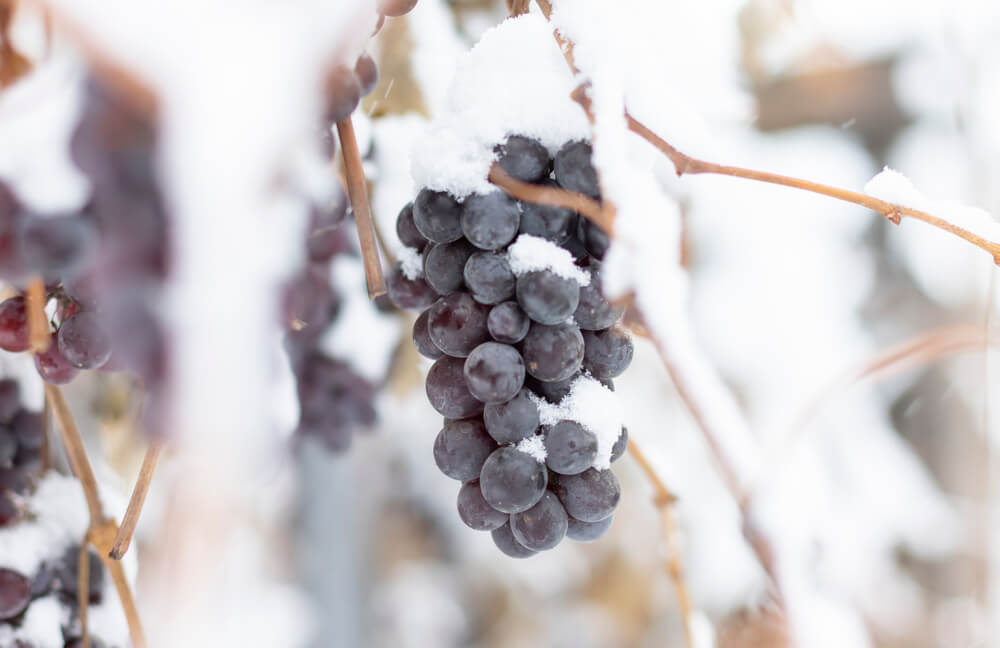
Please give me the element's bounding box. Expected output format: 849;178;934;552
110;440;163;560
25;278;50;353
488;163;612;234
337;117;387;298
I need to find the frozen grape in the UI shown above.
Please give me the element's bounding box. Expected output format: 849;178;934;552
0;568;29;620
427;292;490;358
495;135;550;183
325;65;361;123
551;468;620;522
518;191;577;244
20;214;97;278
433;419;496;481
487;301;530;344
510;490;568;551
566;515;613;542
463;252;515;304
516;270;580;325
491;522;536;559
34;342;78;385
460;191;520;250
543;420;598;475
574;263;623;330
425;356;484;419
577;216;610;260
57;311;112;369
526;372;579;403
463;342;524;404
479;446;547;513
423;239;475;295
413;189;464;244
0;297;28;353
553;140;600;198
354;53;378;96
483;388;539;444
412;309;443;360
386;262;437;310
582;328;634;379
610;427;628;463
395;202;428;251
457;480;507;531
521;322;584;382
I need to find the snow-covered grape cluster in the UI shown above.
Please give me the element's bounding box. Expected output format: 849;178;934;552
389;135;634;557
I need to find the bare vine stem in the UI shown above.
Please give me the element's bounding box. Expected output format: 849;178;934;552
110;440;163;560
488;164;611;233
337;117;387;298
25;277;50;353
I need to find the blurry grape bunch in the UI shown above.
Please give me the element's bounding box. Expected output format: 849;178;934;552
0;380;42;522
390;136;633;556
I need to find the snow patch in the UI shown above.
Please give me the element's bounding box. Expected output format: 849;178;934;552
532;376;623;470
398;246;424;280
516;435;547;463
506;235;590;285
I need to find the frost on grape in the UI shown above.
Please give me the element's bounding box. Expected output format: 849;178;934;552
516;435;547;463
532;376;623;470
506;234;591;285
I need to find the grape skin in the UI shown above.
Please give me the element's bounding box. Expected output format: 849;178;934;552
577;216;610;260
495;135;550;183
423;239;475;295
543;420;598;475
395;202;428;251
57;311;112;369
0;297;29;353
413;189;464;244
386;262;437;311
479;446;548;513
518;191;577;244
510;490;568;551
516;270;580;325
33;342;78;385
463;342;525;404
551;468;620;523
566;515;613;542
457;480;508;531
491;522;536;559
427;292;491;358
460;192;520;250
553;140;600;198
433;419;497;481
574;263;623;330
425;356;485;419
483;388;539;444
464;252;515;305
582;328;634;380
412;309;443;360
521;322;584;383
610;427;628;463
354;53;378;96
0;567;30;620
486;301;530;344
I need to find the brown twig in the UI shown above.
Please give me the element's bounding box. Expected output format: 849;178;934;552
25;277;50;353
78;540;90;648
336;117;387;298
488;163;612;234
627;439;694;648
506;0;531;16
110;441;163;560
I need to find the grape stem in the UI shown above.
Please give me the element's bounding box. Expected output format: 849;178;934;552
110;440;163;560
78;540;91;648
45;384;148;648
25;277;50;353
336;117;388;298
487;163;611;234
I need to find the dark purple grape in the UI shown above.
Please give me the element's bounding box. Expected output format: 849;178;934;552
460;192;520;250
296;354;376;447
11;410;43;454
34;343;78;385
427;292;490;358
510;490;568;551
386;262;437;310
283;266;336;336
425;356;485;419
55;544;104;604
479;446;547;513
99;298;167;385
487;301;530;344
483;389;539;444
577;217;610;260
325;65;361;123
551;468;620;522
463;252;515;304
463;342;524;404
574;263;623;330
413;189;464;244
457;480;508;531
433;418;497;481
19;214;97;277
306;196;350;263
66;638;106;648
395;202;428;251
610;427;628;462
354;53;378;96
0;568;29;620
0;296;29;353
491;522;536;558
525;372;578;403
521;322;584;382
57;312;112;369
377;0;418;17
412;309;443;360
543;420;598;475
0;493;16;526
0;433;14;467
495;135;551;183
0;466;33;494
566;515;613;542
554;140;600;198
516;270;580;325
0;380;19;422
423;239;475;295
518;191;577;244
582;328;633;380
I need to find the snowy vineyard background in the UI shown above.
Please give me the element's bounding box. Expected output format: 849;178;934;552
1;0;999;646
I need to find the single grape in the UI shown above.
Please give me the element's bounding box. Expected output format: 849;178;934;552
518;191;577;244
543;420;598;475
433;419;497;481
577;216;610;260
427;292;490;358
11;410;43;453
479;446;547;513
354;53;378;96
487;301;530;344
423;239;475;295
574;263;623;330
460;192;520;250
516;270;580;325
551;468;620;522
295;355;376;445
0;296;29;353
553;140;600;198
610;426;628;463
34;342;78;385
425;356;485;419
57;311;112;369
582;328;634;380
0;568;30;620
283;266;337;336
491;522;536;558
413;189;464;244
0;380;19;422
457;479;508;531
463;342;525;404
521;322;584;382
464;252;515;304
412;309;443;360
495;135;550;183
483;388;539;444
510;490;568;551
395;202;428;251
525;372;578;403
325;65;361;123
566;515;613;542
377;0;418;17
386;262;437;311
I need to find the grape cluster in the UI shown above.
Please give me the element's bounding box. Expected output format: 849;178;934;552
390;136;634;557
0;77;171;422
0;379;42;526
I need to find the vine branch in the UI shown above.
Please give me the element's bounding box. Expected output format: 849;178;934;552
488;163;611;234
337;117;387;298
110;440;163;560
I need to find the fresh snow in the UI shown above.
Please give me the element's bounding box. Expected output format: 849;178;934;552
532;375;624;470
516;435;547;463
506;234;590;285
